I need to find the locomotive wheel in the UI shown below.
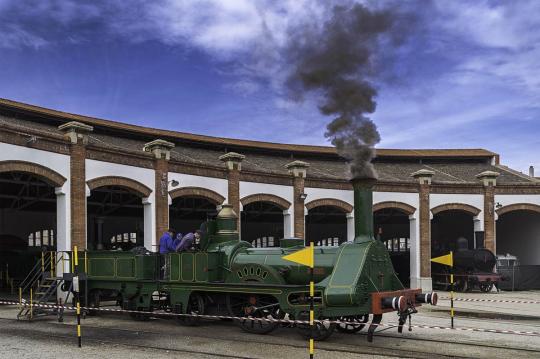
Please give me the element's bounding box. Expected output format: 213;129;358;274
479;282;493;293
226;293;281;334
178;293;205;326
336;314;369;334
296;312;336;341
86;290;100;316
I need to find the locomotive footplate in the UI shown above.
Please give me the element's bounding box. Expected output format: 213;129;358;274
368;289;437;342
371;289;422;315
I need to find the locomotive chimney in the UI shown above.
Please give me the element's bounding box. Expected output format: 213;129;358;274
530;165;535;178
351;176;377;243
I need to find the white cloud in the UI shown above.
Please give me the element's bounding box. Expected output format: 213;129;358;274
0;24;48;48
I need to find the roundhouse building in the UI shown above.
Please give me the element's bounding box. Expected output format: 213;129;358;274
1;98;539;291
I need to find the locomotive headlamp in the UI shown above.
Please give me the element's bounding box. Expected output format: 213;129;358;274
299;193;307;200
169;179;180;187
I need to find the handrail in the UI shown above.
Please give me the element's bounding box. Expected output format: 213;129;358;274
19;256;46;293
22;255;51;293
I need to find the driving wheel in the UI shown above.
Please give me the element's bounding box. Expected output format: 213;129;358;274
226;293;281;334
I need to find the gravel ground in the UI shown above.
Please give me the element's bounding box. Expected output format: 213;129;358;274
1;290;540;358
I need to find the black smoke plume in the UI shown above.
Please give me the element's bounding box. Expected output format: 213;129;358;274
285;3;399;179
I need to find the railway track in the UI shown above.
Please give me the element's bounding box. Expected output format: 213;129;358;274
1;313;538;359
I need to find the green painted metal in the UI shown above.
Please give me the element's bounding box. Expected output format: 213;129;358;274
79;186;408;319
352;178;376;243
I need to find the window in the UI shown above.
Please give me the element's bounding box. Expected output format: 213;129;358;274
252;236;276;248
315;237;340;246
384;237;410;253
28;230;55;248
110;233;137;244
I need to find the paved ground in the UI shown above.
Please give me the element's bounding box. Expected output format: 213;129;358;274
1;290;540;358
430;290;540;319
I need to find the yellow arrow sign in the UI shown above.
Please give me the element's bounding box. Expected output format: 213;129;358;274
282;243;314;268
431;251;453;267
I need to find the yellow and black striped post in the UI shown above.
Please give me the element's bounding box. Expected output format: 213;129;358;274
309;241;315;359
450;252;454;329
282;240;316;357
74;246;82;347
431;251;454;329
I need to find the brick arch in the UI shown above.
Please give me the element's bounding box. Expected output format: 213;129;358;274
305;198;353;213
496;203;540;216
373;201;416;215
87;176;152;198
169;186;225;205
0;160;66;187
240;193;291;210
431;203;481;216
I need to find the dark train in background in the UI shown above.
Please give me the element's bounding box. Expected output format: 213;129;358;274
432;248;502;292
63;178;437;342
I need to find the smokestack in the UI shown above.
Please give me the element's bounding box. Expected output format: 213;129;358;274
530;166;535;178
351;176;377;243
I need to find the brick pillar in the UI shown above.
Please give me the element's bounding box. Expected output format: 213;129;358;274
477;171;499;253
58;121;93;250
219;152;245;230
286;161;309;240
144;139;175;243
412;169;434;291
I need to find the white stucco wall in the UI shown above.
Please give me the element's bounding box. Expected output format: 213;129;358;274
304;187;353;206
495;194;540;208
168;172;228;201
430;193;484;211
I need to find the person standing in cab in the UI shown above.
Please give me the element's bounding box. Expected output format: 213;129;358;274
176;230;201;252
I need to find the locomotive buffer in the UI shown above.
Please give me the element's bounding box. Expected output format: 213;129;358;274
282;242;316;358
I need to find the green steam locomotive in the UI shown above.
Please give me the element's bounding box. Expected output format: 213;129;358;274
74;178;436;341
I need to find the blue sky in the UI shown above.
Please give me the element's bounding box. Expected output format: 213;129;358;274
0;0;539;173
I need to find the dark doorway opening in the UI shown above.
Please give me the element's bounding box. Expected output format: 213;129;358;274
241;202;283;247
170;196;218;240
497;210;540;265
0;172;57;287
87;186;144;251
431;210;474;276
306;205;347;246
374;208;410;286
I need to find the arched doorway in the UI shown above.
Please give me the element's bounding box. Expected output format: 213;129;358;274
497;205;540;265
431;204;480;256
431;204;480;285
373;202;415;287
0;161;65;285
169;187;225;242
170;197;219;238
240;194;290;248
87;177;151;251
306;206;347;246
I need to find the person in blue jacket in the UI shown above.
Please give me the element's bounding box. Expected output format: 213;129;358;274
176;230;201;252
172;232;183;251
159;229;175;278
159;229;175;254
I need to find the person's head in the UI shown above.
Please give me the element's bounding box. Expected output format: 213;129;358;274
167;229;174;236
194;230;202;239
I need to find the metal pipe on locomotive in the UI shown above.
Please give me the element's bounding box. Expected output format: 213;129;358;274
67;177;437;341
